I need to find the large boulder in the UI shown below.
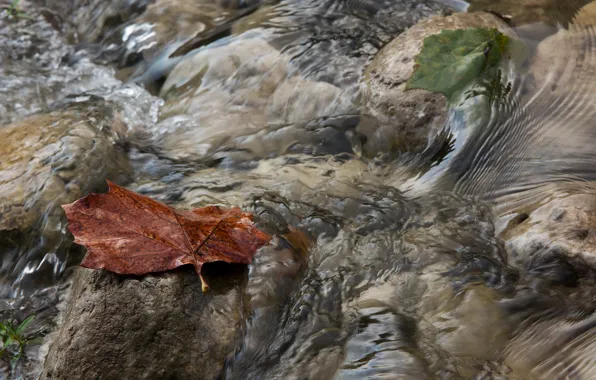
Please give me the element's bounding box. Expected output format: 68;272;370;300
362;12;512;154
40;266;245;380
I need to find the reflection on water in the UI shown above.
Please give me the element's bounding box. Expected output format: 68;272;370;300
2;0;596;378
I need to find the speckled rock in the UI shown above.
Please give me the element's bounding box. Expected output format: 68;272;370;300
362;12;512;153
500;191;596;268
40;266;245;380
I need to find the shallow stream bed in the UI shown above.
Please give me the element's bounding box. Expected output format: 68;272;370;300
2;0;596;379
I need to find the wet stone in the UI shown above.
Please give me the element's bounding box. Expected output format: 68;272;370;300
502;274;596;379
362;12;513;154
466;0;590;26
40;266;245;380
228;0;451;91
132;37;356;162
0;106;132;294
495;187;596;379
501;192;596;268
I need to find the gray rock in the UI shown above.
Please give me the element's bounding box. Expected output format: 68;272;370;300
362;12;512;154
40;266;245;380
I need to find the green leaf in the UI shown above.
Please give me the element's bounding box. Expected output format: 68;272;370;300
16;315;34;335
406;28;510;101
2;323;16;338
4;337;14;347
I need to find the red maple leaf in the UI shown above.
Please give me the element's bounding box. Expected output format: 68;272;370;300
62;180;271;291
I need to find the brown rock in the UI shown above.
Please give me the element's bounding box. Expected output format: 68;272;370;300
0;109;130;233
0;106;132;292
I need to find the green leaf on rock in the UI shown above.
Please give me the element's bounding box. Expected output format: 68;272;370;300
406;28;510;101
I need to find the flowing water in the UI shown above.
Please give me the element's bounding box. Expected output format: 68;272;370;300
1;0;596;378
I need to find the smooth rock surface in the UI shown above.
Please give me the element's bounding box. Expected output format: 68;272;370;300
0;106;132;292
40;266;245;380
529;10;596;94
142;38;353;161
362;12;512;153
0;109;130;232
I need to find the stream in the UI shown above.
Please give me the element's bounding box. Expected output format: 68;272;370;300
1;0;596;378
